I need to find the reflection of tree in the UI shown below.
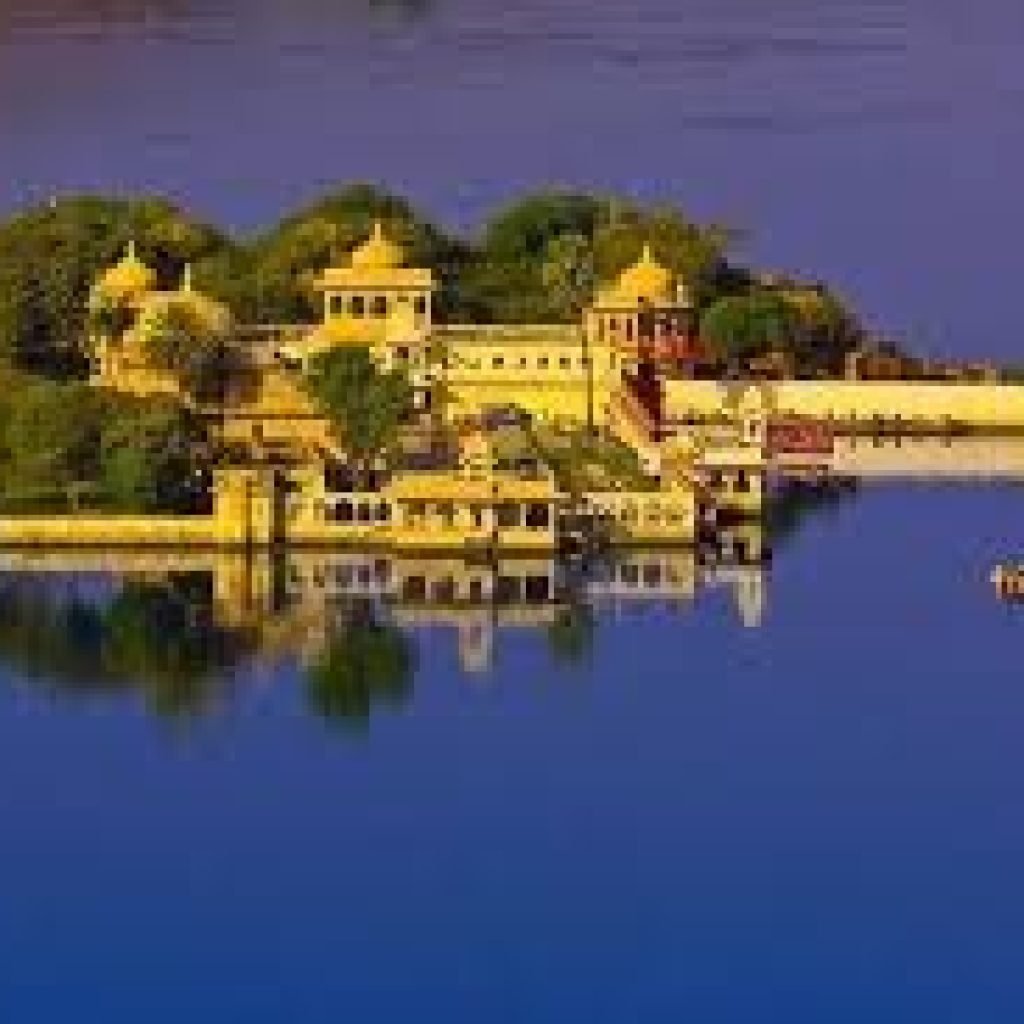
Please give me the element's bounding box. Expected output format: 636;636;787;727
546;600;596;668
102;575;254;717
306;601;416;731
766;476;858;550
0;573;254;718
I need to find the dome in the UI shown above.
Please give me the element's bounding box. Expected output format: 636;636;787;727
95;241;157;303
614;244;673;303
348;221;405;270
598;243;675;306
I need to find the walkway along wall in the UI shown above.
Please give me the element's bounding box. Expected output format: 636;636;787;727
0;469;278;548
663;380;1024;432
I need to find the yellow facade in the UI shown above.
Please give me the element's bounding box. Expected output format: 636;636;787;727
663;379;1024;432
72;228;783;551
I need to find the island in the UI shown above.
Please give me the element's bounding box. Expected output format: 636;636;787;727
0;185;1019;552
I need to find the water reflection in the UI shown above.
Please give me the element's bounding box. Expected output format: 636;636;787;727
0;571;255;717
0;526;766;724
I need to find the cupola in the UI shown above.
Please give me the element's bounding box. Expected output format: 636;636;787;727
95;241;157;303
349;221;406;270
613;243;674;304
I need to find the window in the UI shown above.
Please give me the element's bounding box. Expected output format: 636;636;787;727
525;503;550;529
492;356;505;369
519;356;528;369
336;501;354;523
350;295;365;317
357;503;372;523
395;346;410;362
580;357;591;368
496;503;520;528
538;356;549;369
609;318;619;332
736;470;750;493
559;356;571;370
371;296;388;318
329;294;344;317
414;296;427;317
377;502;391;522
403;575;427;601
525;576;550;601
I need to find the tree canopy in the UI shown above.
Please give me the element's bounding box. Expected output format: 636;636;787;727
0;195;231;375
304;346;413;483
0;184;863;382
0;366;205;513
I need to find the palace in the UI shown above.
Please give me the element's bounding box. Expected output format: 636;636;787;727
74;222;766;550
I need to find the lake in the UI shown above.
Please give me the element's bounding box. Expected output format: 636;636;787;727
2;480;1024;1021
3;1;1024;1020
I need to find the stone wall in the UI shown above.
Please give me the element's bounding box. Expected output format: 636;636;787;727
664;380;1024;430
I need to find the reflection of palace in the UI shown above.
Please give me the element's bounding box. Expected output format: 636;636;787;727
0;526;766;677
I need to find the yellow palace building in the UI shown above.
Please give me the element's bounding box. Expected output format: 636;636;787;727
75;224;766;550
90;221;696;440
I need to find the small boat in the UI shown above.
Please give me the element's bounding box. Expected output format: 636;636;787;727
990;563;1024;600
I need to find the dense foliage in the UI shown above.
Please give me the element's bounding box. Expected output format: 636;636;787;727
0;365;204;513
0;183;864;377
304;346;414;484
0;195;230;375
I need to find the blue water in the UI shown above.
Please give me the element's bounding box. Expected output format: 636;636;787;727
3;484;1024;1021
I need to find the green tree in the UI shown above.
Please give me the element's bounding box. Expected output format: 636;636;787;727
700;292;803;364
482;191;604;263
541;232;596;321
98;397;204;512
0;380;104;510
138;297;243;403
304;346;413;486
592;201;732;304
306;603;416;730
0;195;232;377
251;184;461;322
458;192;604;323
